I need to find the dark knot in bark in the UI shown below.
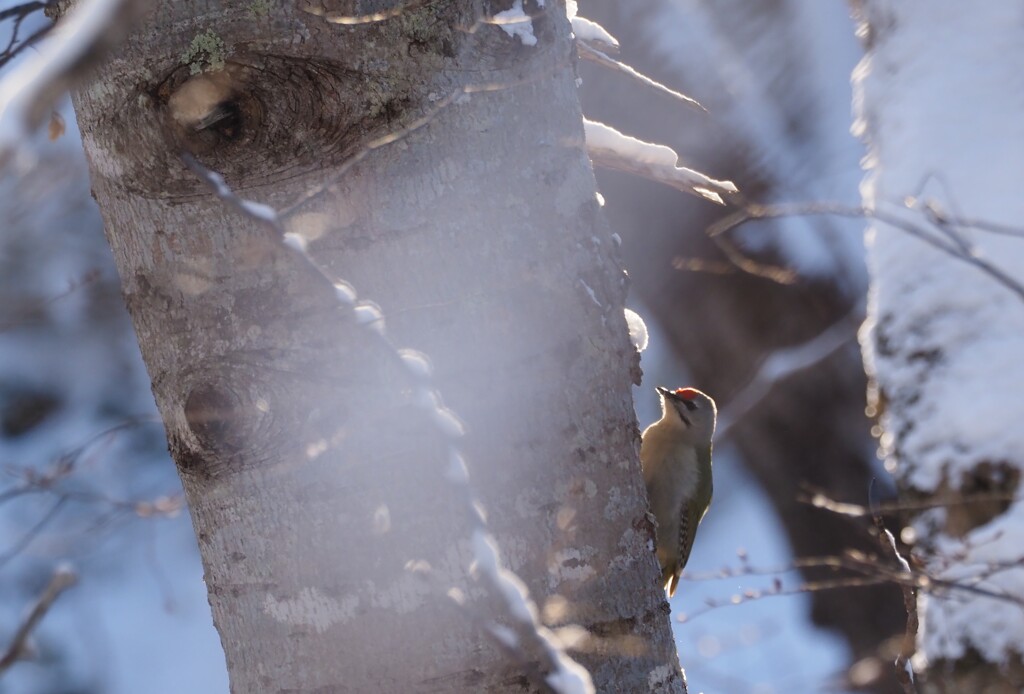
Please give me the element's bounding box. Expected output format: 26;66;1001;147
184;381;249;453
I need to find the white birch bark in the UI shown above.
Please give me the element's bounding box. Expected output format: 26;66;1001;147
69;1;686;691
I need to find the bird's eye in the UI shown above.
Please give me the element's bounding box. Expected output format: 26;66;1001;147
681;399;698;412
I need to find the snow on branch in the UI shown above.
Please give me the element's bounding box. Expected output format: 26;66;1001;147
490;0;540;47
183;153;595;694
584;118;737;204
570;14;618;53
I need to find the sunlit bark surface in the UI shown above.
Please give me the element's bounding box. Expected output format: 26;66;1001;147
72;1;684;691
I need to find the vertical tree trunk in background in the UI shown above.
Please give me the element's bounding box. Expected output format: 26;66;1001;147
580;2;904;689
854;1;1024;690
70;1;685;691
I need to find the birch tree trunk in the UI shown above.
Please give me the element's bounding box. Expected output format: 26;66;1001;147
854;1;1024;690
69;1;684;691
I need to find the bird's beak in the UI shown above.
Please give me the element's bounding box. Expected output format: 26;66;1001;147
656;386;673;398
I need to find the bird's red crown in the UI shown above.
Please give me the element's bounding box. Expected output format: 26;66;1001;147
675;388;699;400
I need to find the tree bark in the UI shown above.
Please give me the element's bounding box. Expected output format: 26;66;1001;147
71;1;684;691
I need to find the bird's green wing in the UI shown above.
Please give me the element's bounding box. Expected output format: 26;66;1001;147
667;452;713;597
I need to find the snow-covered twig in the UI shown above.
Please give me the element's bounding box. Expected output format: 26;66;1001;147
0;565;76;674
584;118;737;204
569;13;617;54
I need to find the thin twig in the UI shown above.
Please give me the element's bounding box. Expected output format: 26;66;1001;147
0;2;55;72
802;487;1023;518
0;497;67;571
0;566;77;674
869;483;918;694
577;41;705;113
705;233;797;283
675;541;1024;628
708;201;1024;301
0;269;102;333
715;302;862;441
676;573;895;624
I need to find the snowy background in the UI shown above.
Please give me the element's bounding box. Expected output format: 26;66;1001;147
0;2;888;693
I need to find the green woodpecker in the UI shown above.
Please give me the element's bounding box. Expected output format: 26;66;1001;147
640;386;716;597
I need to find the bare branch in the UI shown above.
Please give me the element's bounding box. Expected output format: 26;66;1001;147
675;540;1024;628
578;42;705;113
708;201;1024;301
0;497;67;571
0;566;77;674
802;487;1023;518
0;0;137;163
703;234;798;284
870;499;918;694
0;2;54;72
675;573;894;624
0;268;101;333
715;302;862;440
